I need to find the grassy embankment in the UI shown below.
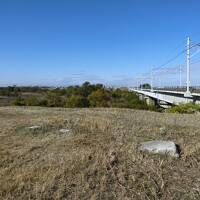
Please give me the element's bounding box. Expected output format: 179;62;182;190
1;107;200;199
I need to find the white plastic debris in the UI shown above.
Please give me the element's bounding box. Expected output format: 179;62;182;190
59;129;71;134
28;125;41;130
139;140;180;158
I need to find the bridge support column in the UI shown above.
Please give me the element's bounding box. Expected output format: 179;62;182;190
145;96;156;106
139;94;145;101
158;100;171;108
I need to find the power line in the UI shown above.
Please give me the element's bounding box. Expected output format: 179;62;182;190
191;59;200;65
134;38;200;88
153;50;185;71
153;41;200;71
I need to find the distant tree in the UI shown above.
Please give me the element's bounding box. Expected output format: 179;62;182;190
0;88;10;96
76;82;95;97
111;88;122;99
25;96;39;106
140;83;151;89
64;86;78;97
95;83;104;90
88;89;110;107
45;92;64;107
65;95;89;108
13;96;26;106
82;81;91;87
39;99;48;106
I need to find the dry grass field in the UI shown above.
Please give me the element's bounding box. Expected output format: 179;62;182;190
1;107;200;199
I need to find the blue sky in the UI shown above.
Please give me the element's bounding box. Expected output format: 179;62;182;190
1;0;200;86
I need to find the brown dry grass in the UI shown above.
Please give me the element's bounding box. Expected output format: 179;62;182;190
0;107;200;199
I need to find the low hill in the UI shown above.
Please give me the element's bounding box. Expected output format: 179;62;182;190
0;107;200;199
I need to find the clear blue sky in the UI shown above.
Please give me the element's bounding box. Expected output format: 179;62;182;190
1;0;200;86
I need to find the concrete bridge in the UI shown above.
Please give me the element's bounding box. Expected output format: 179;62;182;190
132;37;200;108
131;89;200;108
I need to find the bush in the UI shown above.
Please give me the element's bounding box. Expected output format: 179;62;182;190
65;95;89;108
167;103;200;114
45;92;64;107
25;96;39;106
88;89;110;107
110;90;155;110
13;97;26;106
39;99;48;106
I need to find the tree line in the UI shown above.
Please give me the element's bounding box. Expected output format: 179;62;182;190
0;82;155;110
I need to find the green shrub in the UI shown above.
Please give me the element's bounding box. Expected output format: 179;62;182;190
25;96;39;106
167;103;200;114
39;99;48;106
45;92;64;107
110;90;156;110
88;89;110;107
13;97;26;106
65;95;89;108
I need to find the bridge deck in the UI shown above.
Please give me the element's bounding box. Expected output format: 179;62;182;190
131;88;200;105
142;89;200;97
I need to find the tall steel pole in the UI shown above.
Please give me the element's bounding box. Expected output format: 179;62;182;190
140;77;143;90
179;65;182;88
151;67;153;92
186;37;190;94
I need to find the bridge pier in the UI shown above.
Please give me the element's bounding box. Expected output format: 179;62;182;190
192;98;200;104
138;94;156;106
158;100;171;108
195;100;200;104
145;96;156;106
139;94;145;101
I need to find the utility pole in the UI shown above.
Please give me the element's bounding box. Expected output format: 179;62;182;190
136;78;139;90
151;67;153;92
140;78;143;90
158;77;162;89
185;37;192;97
179;65;182;88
